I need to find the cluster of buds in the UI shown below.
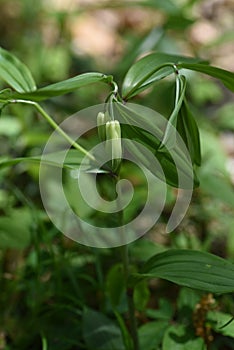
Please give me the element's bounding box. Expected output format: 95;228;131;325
97;112;122;173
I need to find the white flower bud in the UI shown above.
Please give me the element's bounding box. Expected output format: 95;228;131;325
97;111;111;141
105;120;122;172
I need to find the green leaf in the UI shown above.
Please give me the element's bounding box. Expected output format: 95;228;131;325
40;308;82;350
0;156;63;169
0;88;12;100
177;288;200;318
215;102;234;130
114;311;133;350
177;99;201;166
146;298;174;321
207;311;234;338
122;52;205;99
199;130;234;208
177;62;234;92
132;249;234;293
200;171;234;208
0;208;32;249
199;129;230;176
165;15;195;30
10;72;113;101
115;102;198;188
106;264;125;308
129;238;166;262
82;308;125;350
117;28;164;77
162;324;205;350
0;47;36;92
159;75;187;150
0;149;89;170
133;280;150;312
139;321;169;350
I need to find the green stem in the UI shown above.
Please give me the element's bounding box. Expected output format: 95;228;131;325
41;332;48;350
121;244;139;350
115;174;139;350
10;99;95;161
175;73;180;108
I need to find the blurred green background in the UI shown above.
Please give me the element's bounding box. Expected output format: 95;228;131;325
0;0;234;349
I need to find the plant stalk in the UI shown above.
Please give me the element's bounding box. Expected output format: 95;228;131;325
122;244;139;350
115;172;139;350
90;168;138;348
10;99;95;161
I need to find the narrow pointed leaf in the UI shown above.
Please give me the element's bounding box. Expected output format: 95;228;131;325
122;52;205;99
115;102;198;188
114;311;133;350
10;73;113;101
159;75;187;150
0;47;36;92
0;149;89;170
132;249;234;294
177;99;201;166
177;62;234;92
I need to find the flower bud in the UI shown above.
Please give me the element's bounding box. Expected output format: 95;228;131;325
105;120;122;172
97;111;111;142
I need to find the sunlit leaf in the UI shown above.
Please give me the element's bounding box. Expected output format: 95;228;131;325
122;52;205;99
177;62;234;92
10;72;113;101
0;47;36;92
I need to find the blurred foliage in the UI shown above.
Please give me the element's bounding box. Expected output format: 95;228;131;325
0;0;234;349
